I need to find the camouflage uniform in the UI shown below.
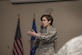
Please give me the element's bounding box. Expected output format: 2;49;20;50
35;26;57;55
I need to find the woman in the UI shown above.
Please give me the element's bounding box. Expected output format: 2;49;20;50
27;14;57;55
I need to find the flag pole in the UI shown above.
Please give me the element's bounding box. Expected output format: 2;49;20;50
30;13;37;55
18;14;20;22
33;13;35;20
31;13;36;48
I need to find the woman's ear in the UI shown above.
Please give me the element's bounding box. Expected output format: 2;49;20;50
49;20;51;24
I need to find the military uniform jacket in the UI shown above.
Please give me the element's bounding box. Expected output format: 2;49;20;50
35;26;57;55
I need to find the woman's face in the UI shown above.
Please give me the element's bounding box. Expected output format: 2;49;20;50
41;17;50;27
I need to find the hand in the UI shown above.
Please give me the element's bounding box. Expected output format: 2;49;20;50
27;30;37;36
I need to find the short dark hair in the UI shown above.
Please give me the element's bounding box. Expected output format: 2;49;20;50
40;14;53;26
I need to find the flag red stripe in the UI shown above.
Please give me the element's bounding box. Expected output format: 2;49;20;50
17;39;22;51
17;38;23;54
13;47;18;55
14;42;19;55
19;38;23;46
15;41;22;55
17;38;23;55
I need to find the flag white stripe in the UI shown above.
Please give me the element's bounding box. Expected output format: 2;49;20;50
13;47;18;55
15;41;22;55
17;39;23;52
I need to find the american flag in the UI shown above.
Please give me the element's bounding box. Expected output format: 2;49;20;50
13;18;23;55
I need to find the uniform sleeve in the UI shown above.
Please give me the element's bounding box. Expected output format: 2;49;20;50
36;28;57;40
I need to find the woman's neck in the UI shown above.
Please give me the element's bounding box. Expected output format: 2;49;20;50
46;25;52;29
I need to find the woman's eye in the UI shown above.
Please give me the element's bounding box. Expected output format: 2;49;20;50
43;20;46;21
